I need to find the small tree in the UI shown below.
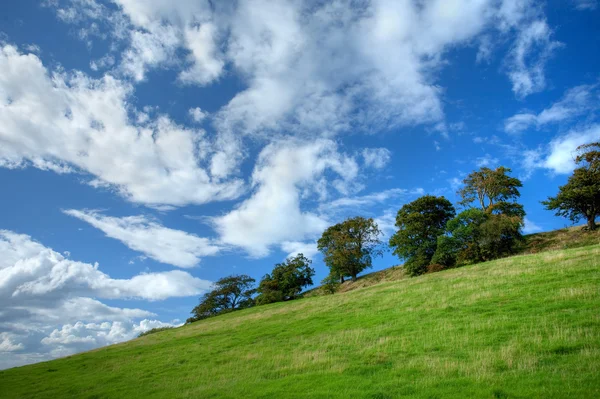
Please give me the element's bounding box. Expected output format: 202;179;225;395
318;216;383;282
458;166;523;211
543;142;600;230
256;254;315;305
187;275;256;323
389;195;455;276
320;273;341;295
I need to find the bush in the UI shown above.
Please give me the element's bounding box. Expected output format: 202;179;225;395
426;263;446;273
321;274;341;294
137;326;174;338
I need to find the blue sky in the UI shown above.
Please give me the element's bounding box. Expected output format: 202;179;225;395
1;0;599;368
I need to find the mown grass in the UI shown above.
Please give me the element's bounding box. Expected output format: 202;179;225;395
1;244;599;398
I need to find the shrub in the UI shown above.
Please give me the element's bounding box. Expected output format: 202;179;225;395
426;263;446;273
138;326;174;338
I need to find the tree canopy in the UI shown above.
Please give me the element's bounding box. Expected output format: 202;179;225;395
458;166;522;211
389;195;455;276
543;141;600;230
317;216;383;282
187;274;256;323
256;254;315;305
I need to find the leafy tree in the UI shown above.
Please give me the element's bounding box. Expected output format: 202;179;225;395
320;273;341;295
458;166;522;211
318;216;384;282
432;208;524;267
389;195;455;276
187;275;256;323
543;142;600;231
256;254;315;305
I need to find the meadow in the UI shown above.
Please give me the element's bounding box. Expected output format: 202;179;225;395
1;242;599;398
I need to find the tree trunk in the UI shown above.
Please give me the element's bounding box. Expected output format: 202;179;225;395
340;275;344;284
351;273;357;282
587;215;597;231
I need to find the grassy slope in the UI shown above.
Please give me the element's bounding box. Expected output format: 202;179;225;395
305;226;600;297
1;243;599;398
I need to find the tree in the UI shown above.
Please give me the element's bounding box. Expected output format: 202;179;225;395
458;166;522;211
255;254;315;305
187;275;256;323
432;207;524;267
389;195;455;276
320;273;341;295
543;142;600;231
318;216;384;282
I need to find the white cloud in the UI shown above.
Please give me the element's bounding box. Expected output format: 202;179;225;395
505;84;599;133
189;107;208;123
475;154;499;168
280;241;319;260
505;19;562;97
0;45;244;207
521;125;600;175
362;148;392;169
52;0;558;141
322;188;422;211
213;139;357;257
523;217;543;234
0;230;210;369
573;0;598;10
64;210;220;268
0;333;24;352
179;23;225;85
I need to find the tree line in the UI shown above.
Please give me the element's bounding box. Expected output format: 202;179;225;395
187;141;600;323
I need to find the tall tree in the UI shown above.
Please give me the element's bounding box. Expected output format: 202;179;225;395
543;142;600;230
458;166;523;212
389;195;455;276
187;275;256;323
256;254;315;305
318;216;383;282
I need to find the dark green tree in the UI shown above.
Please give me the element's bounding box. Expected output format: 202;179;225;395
318;216;384;282
389;195;455;276
256;254;315;305
187;275;256;323
543;142;600;231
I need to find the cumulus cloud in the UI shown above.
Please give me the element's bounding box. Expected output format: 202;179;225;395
189;107;208;123
0;45;244;207
521;125;600;175
213;139;357;257
64;210;221;268
0;230;211;369
280;241;319;260
362;148;392;169
50;0;558;140
505;84;600;133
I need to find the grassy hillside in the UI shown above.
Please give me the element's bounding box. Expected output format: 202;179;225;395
1;242;599;398
305;226;600;297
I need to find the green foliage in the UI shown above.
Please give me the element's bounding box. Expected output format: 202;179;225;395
434;208;524;267
389;195;455;276
137;326;175;338
543;142;600;231
320;273;341;295
188;275;256;323
458;166;523;211
3;245;599;398
317;216;384;281
255;254;315;305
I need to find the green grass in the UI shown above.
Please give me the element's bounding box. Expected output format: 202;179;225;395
1;245;599;398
